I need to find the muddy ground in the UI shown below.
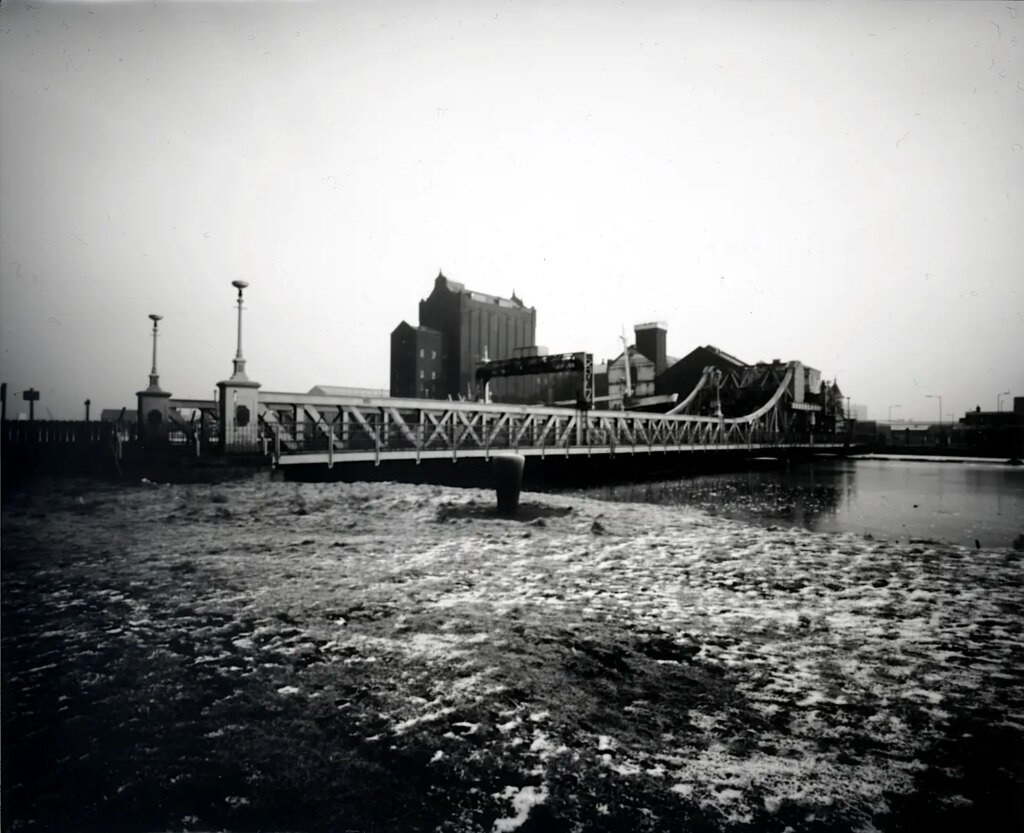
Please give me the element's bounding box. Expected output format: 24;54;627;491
2;478;1022;832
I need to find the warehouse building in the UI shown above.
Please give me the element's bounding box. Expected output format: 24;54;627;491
390;272;536;400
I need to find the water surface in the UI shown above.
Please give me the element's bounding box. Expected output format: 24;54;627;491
574;458;1024;548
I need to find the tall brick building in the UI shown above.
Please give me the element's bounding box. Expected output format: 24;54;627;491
389;322;444;399
390;272;536;400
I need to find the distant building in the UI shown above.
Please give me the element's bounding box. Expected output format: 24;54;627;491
607;345;657;409
389;322;444;399
392;272;536;400
958;402;1024;456
100;408;137;424
655;344;747;402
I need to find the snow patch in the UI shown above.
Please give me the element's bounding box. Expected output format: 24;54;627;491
492;784;549;832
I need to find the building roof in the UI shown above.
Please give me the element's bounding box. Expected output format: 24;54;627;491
703;344;747;367
100;408;136;422
608;345;656;368
434;271;529;309
435;271;466;292
391;320;443;336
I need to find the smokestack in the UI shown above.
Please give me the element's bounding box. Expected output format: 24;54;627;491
634;322;667;377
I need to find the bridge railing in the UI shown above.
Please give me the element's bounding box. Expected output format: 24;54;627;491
253;394;848;464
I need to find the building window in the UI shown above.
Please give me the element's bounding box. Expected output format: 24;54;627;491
431;371;436;380
431;350;437;359
420;370;424;379
420;349;424;358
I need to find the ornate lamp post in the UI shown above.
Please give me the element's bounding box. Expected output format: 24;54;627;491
146;314;163;391
925;394;942;426
997;390;1011;412
230;280;249;381
888;404;901;423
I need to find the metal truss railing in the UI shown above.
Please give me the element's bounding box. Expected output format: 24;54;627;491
252;380;843;467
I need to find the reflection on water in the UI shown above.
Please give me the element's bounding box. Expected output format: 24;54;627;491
577;459;1024;548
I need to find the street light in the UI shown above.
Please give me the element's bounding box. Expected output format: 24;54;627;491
997;390;1011;412
147;314;163;391
888;404;901;423
925;394;942;426
230;280;249;381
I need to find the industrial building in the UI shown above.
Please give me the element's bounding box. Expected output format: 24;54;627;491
389;322;444;399
390;277;847;424
655;343;747;405
390;272;536;400
607;346;657;409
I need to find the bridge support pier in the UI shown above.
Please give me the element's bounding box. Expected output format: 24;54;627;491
218;379;261;452
493;453;525;516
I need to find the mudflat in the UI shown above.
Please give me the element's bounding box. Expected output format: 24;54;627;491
3;478;1022;832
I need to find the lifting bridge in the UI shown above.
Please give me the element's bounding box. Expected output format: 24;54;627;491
167;361;849;468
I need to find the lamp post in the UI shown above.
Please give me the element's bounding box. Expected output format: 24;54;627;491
230;280;249;381
997;390;1011;412
147;314;163;391
888;404;901;423
84;399;91;421
925;394;942;426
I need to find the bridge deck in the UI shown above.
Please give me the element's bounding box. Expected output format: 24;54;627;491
274;442;850;466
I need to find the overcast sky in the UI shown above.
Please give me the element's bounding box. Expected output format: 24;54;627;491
1;0;1022;421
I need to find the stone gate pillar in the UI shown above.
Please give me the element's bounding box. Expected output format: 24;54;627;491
137;314;172;448
218;280;261;452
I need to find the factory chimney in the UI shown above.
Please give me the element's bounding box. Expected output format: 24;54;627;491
634;322;668;377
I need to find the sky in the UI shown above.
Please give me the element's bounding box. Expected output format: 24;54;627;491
1;0;1022;422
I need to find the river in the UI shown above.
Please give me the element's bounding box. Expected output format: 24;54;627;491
571;457;1024;549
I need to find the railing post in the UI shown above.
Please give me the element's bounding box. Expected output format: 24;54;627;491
274;425;281;464
327;416;334;469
